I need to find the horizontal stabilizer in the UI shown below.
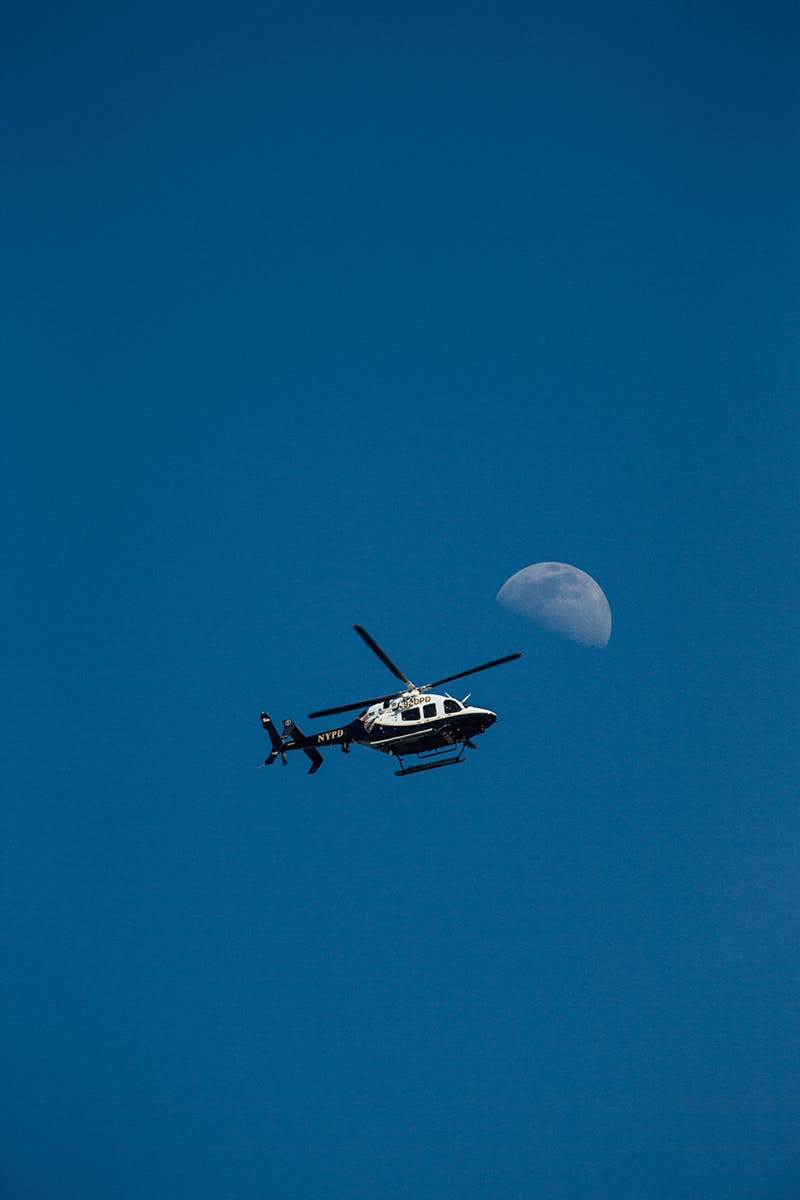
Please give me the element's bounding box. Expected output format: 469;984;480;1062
302;746;324;774
283;719;324;774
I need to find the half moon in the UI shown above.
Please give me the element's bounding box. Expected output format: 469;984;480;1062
497;562;612;647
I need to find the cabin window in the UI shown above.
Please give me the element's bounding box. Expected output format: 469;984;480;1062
401;706;420;721
422;702;437;718
443;699;462;714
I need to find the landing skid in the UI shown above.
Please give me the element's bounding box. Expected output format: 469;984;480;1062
393;743;469;778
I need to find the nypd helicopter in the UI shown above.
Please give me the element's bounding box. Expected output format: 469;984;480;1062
260;625;521;777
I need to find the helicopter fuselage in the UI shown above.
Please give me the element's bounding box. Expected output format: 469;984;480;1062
308;693;496;757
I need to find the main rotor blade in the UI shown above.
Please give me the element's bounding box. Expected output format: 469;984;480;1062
308;690;403;720
353;624;415;688
424;652;522;691
308;644;522;719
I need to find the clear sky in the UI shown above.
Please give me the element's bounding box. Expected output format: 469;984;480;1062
3;2;798;1196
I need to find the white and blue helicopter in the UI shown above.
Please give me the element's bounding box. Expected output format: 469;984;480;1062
260;625;521;777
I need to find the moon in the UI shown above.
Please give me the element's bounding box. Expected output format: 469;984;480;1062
496;562;612;647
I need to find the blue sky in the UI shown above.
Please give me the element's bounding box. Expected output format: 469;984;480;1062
3;2;798;1196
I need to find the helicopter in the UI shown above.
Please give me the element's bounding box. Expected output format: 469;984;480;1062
260;625;521;777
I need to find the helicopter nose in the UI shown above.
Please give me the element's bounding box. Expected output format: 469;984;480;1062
481;709;497;730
